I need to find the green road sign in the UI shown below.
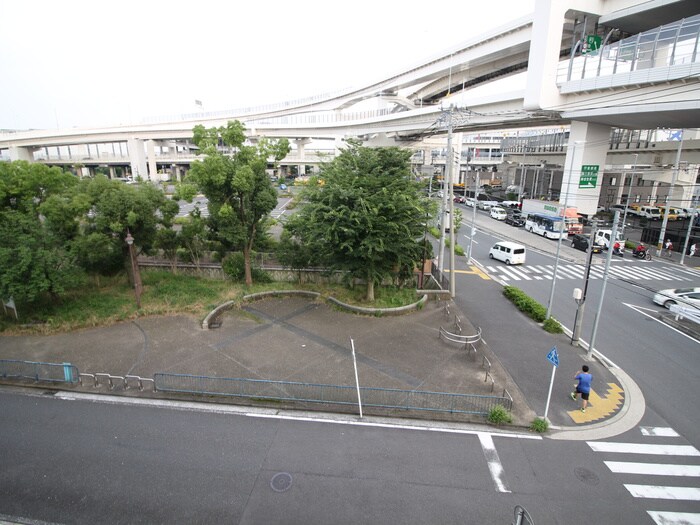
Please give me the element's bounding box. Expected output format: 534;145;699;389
579;164;599;188
584;35;602;54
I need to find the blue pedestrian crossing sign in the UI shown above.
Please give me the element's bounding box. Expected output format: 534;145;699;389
546;347;559;367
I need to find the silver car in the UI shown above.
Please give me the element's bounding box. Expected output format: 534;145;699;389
652;287;700;309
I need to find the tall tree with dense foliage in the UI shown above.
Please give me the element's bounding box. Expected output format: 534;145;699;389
0;162;84;305
183;120;290;285
283;140;432;301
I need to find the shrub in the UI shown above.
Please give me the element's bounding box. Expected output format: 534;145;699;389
503;286;546;322
222;253;272;283
543;317;564;334
487;405;513;425
530;417;549;433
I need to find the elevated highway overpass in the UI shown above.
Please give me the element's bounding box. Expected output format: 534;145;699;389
1;0;699;214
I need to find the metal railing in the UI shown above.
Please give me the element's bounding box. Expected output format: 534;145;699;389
669;303;700;325
559;14;700;83
154;373;511;415
0;359;78;383
438;325;482;357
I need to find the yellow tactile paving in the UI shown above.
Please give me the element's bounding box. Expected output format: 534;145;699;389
567;383;624;424
446;266;491;280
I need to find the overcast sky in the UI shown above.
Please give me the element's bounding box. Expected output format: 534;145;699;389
0;0;535;131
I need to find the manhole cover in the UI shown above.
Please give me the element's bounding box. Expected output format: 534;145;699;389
574;467;600;486
270;472;293;492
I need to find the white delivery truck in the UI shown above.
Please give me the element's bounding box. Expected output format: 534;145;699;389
520;199;583;235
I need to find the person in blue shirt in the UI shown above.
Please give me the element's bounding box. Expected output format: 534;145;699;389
570;365;592;413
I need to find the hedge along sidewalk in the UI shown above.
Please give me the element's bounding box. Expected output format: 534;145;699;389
502;286;563;334
202;290;429;329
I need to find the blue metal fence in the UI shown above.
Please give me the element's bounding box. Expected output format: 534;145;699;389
0;359;79;383
154;373;511;415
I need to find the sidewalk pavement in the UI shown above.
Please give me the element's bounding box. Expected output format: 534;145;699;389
1;287;632;438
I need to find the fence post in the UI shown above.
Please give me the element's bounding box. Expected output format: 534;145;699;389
63;362;73;383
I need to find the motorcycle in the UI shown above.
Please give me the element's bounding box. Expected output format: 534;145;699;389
612;243;624;257
632;245;652;261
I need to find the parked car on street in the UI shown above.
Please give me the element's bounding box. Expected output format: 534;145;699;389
488;241;526;265
505;210;525;227
570;234;603;253
465;198;477;207
478;200;498;211
490;207;507;220
454;195;466;204
652;287;700;309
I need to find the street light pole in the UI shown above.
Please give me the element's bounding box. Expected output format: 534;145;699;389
125;231;142;309
620;153;638;239
546;141;578;319
656;131;684;256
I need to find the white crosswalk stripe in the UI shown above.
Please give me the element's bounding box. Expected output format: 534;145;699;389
647;511;700;524
487;263;692;282
588;427;700;525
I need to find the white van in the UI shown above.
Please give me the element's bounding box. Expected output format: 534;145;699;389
594;229;623;249
489;241;526;265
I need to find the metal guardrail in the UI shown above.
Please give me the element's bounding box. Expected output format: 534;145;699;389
669;304;700;325
154;373;512;415
78;372;155;391
0;359;78;383
438;325;483;356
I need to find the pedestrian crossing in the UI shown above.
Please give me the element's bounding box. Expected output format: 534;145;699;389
485;262;694;283
588;427;700;524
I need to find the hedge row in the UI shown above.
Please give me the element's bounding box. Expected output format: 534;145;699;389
502;286;547;322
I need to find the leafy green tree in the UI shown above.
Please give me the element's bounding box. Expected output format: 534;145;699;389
76;175;179;266
276;229;318;284
185;120;290;285
283;141;432;301
155;228;180;272
177;209;208;269
0;162;84;305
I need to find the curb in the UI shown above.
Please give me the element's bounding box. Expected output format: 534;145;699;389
202;290;430;329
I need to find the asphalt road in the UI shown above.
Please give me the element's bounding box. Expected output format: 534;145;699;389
0;389;668;525
451;203;700;449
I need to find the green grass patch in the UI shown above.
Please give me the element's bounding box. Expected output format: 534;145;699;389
1;272;421;335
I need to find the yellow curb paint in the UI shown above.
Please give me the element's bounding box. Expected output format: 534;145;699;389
445;266;491;280
567;383;624;424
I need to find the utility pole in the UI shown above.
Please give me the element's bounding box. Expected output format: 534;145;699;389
572;220;597;346
588;211;620;359
437;107;453;274
467;173;479;262
656;131;684;256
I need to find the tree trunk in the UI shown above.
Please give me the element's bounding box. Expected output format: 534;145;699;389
243;243;253;286
366;277;375;302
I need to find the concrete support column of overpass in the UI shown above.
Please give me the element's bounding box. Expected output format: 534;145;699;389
109;166;116;179
127;138;148;181
562;121;610;216
295;138;311;176
147;140;158;182
9;146;33;162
